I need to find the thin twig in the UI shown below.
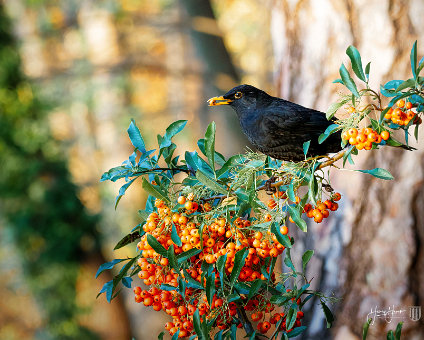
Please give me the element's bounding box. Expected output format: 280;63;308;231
237;306;260;339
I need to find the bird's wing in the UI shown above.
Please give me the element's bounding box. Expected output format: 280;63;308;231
261;100;332;139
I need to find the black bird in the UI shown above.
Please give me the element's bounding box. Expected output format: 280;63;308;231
208;84;342;161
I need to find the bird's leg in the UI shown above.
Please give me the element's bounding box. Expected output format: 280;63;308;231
323;183;334;192
264;176;277;195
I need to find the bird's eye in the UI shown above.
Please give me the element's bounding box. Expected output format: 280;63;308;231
234;92;243;99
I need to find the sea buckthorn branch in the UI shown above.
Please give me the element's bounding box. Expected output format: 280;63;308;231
97;42;423;340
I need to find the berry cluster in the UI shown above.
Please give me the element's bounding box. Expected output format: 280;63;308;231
384;99;420;126
342;127;389;150
303;193;341;223
133;195;303;337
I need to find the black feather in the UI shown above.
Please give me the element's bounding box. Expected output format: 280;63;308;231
220;84;341;161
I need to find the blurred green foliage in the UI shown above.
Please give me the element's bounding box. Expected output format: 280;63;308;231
0;4;99;339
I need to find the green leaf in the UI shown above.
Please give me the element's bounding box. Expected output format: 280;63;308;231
284;252;296;273
214;330;223;340
216;154;242;177
96;258;127;278
321;300;334;328
303;141;310;156
138;209;150;221
195;169;227;194
193;309;206;340
365;62;371;80
326;101;344;120
229;248;249;290
177;248;202;265
205;121;216;173
362;319;372;340
114;230;142;250
394;322;403;340
171;223;182;247
318;124;340;144
270;294;291;305
287;205;307;232
395;78;415;92
417;56;424;77
142;178;170;204
147;234;168;257
183;270;204;290
230;324;237;340
308;174;318;207
171;329;180;340
357;168;394;180
206;274;216;307
302;250;314;272
167;244;179;272
158;331;165;340
271;222;292;249
127;119;146;152
339;63;360;97
346;45;366;82
286;305;298;330
160;120;187;148
287;326;307;338
115;179;136;209
411;40;418;80
216;253;227;287
287;182;296;202
247;279;263;301
387;330;395;340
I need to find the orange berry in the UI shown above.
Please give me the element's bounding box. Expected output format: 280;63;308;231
348;137;358;145
406;101;413;109
356;134;366;143
380;131;390;140
342;131;349;140
348;128;358;138
254;231;263;240
332;192;341;201
364;127;373;135
393;108;402;119
313;210;323;223
396;99;405;108
177;196;186;205
280;225;288;235
178;215;188;225
184;201;193;210
267;199;277;209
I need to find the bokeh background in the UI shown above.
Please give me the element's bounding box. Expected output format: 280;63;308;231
1;0;423;339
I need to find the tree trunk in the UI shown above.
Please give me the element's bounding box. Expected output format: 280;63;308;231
271;0;424;339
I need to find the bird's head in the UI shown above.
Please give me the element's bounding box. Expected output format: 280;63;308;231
207;84;270;113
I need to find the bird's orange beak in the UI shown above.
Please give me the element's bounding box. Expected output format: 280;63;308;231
207;96;232;106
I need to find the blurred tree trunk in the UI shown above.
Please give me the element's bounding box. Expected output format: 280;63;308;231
270;0;424;339
179;0;251;156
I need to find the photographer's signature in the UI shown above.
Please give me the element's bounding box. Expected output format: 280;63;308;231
367;305;421;324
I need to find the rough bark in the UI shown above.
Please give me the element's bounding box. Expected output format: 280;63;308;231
271;0;424;339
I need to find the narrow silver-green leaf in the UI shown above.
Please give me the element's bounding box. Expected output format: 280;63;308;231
171;223;182;247
205;121;216;173
346;45;366;82
339;63;360;98
142;178;170;203
357;168;394;180
196;169;227;194
287;205;307;232
147;234;168;257
411;40;418;79
302;250;314;272
229;248;249;290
